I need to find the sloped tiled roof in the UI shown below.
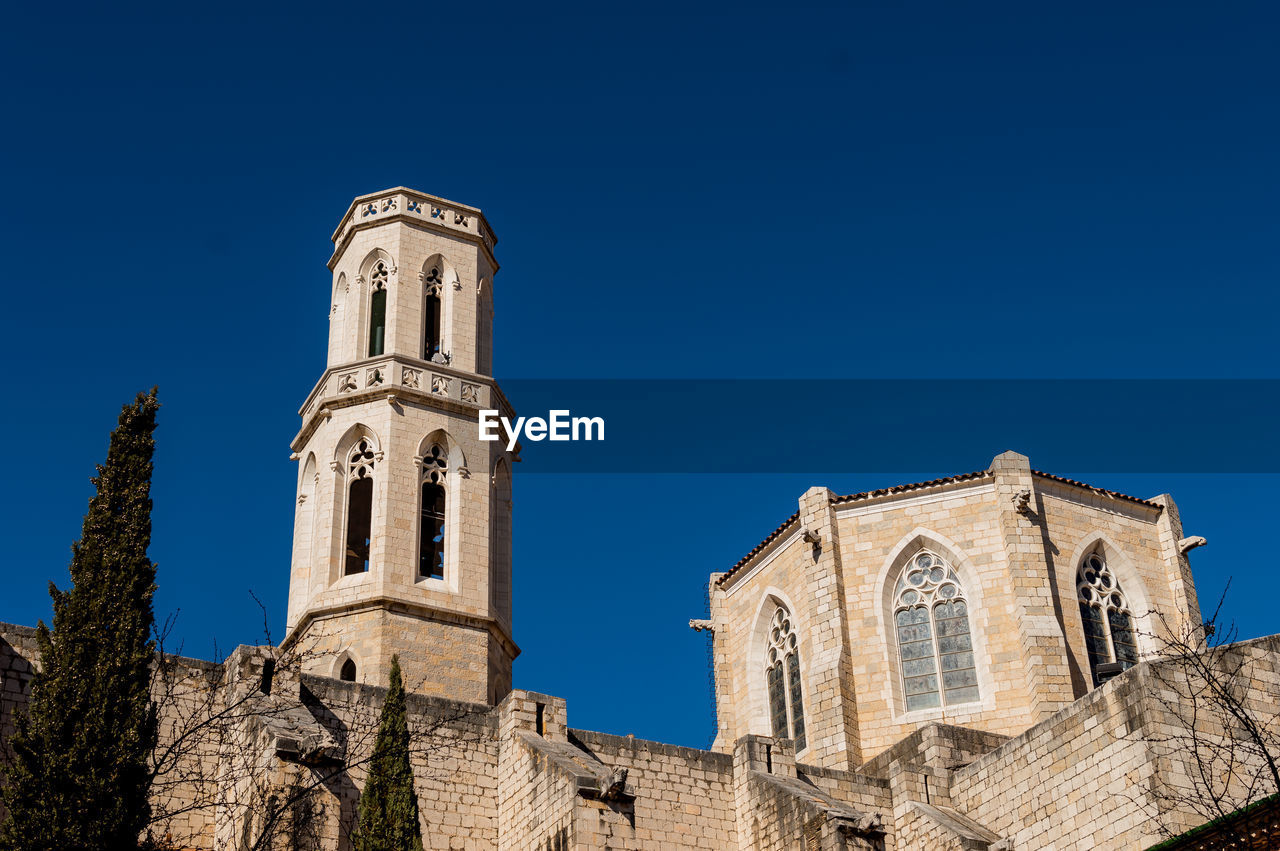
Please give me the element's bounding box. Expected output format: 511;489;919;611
828;470;992;506
716;511;801;585
1030;470;1164;509
717;468;1161;588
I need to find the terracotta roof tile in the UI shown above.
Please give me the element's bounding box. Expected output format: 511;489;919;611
828;470;992;506
716;511;800;587
717;472;991;587
1030;470;1164;509
716;468;1162;589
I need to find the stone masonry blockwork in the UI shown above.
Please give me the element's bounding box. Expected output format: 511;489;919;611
0;188;1271;850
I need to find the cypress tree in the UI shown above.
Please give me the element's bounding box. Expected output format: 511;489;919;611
352;656;424;851
1;389;161;851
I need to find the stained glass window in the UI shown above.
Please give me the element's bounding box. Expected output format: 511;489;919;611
1077;551;1139;685
767;661;787;739
763;606;807;751
785;651;806;751
893;551;980;711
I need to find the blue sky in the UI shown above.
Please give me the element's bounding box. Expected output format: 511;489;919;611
1;1;1278;749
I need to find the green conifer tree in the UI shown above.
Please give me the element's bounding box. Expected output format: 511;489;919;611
0;389;161;851
352;656;425;851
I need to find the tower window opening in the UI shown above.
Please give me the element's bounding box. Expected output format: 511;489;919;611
260;659;275;695
424;264;443;360
418;443;448;580
367;261;388;357
344;439;376;575
340;658;357;682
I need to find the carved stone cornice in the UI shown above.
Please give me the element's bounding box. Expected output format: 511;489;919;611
281;596;520;660
328;187;499;272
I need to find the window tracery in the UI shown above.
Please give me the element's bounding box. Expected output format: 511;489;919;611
424;263;442;360
424;264;442;294
368;259;389;357
764;606;806;751
893;550;979;711
1077;551;1138;686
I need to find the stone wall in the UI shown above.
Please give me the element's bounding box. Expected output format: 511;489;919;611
568;729;738;848
0;624;39;827
3;620;1278;849
304;673;500;851
731;735;891;851
948;636;1280;850
0;623;39;754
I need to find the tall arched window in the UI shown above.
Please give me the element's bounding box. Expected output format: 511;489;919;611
340;658;357;682
893;550;979;711
1078;550;1138;686
764;606;806;751
423;263;443;361
367;260;388;357
489;460;512;618
332;273;347;348
294;454;318;580
344;439;376;575
476;278;492;375
418;443;447;580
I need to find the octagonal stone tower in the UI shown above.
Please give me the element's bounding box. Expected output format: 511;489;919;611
282;188;516;705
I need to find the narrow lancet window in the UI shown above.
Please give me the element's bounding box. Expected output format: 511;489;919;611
418;443;448;580
344;439;376;575
1078;551;1138;686
785;649;806;751
767;661;787;738
893;550;979;711
340;658;357;682
424;263;443;360
367;261;388;357
763;606;807;751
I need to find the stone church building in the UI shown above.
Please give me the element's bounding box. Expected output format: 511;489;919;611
3;187;1279;850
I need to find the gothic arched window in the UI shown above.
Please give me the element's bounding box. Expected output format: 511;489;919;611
423;263;443;361
476;278;492;376
764;606;806;751
340;658;357;682
418;443;447;580
344;439;376;575
893;550;979;711
489;460;512;617
1078;551;1138;686
367;260;388;357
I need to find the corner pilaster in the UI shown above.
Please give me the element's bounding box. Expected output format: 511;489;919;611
1150;494;1203;639
991;451;1074;722
708;573;737;753
797;486;861;769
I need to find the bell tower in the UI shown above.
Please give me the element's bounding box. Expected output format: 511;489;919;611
283;188;516;704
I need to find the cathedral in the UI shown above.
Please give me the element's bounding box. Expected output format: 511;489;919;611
3;187;1279;850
